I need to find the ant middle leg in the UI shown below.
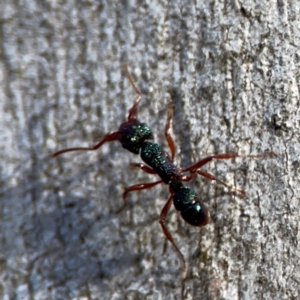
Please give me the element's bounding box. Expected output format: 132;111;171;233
129;163;157;175
181;152;276;194
116;180;163;214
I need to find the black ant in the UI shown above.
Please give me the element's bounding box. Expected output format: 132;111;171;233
52;64;275;279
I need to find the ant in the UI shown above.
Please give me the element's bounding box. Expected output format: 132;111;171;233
52;64;275;280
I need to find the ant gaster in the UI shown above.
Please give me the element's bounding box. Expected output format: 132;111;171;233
52;64;275;280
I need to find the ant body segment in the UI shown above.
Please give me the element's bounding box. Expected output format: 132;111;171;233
53;65;275;280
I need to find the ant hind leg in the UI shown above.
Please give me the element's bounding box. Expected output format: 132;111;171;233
159;193;187;280
196;170;246;195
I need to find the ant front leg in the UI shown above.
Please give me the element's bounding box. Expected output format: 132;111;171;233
123;63;142;122
53;65;153;158
164;104;176;161
159;193;187;280
52;65;138;158
116;180;163;214
52;131;119;157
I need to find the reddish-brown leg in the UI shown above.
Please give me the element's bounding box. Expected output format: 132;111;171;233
123;63;142;122
52;131;119;157
195;170;245;195
129;163;157;174
182;152;276;172
164;104;176;161
116;180;163;214
159;193;187;280
53;65;142;158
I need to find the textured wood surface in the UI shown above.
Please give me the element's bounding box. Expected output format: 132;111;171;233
0;1;298;299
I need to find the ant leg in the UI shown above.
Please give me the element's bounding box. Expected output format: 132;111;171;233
196;170;245;195
159;193;187;280
164;104;176;161
182;152;276;172
116;180;163;214
123;64;142;122
129;163;157;174
52;131;119;157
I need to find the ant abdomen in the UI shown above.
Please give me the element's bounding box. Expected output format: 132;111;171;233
180;200;208;227
171;180;209;227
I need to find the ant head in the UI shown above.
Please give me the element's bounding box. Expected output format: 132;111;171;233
118;121;153;154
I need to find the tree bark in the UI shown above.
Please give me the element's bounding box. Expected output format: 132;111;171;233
0;1;297;299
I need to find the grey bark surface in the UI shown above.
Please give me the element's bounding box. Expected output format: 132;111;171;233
0;1;298;300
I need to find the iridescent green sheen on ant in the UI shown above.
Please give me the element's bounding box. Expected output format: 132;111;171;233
170;179;208;226
181;200;208;226
141;142;180;183
169;178;184;192
118;121;153;154
173;186;197;211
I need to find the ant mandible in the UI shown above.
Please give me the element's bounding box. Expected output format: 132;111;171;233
52;64;275;280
